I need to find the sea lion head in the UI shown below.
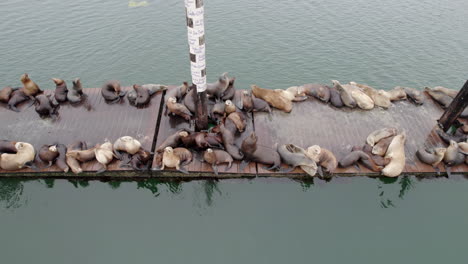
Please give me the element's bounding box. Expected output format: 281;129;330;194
164;146;174;154
435;148;447;157
52;78;64;85
20;73;29;83
168;97;177;104
331;80;340;86
179;131;189;137
49;145;57;152
207;148;213;153
225;100;233;107
132;84;140;91
306;145;321;162
449;140;458;148
243;90;249;95
349;81;357;86
73;78;81;86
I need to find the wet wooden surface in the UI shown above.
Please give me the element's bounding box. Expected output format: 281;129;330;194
254;93;468;176
0;86;162;175
152;87;257;177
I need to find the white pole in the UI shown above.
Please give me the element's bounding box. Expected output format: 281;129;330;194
185;0;207;92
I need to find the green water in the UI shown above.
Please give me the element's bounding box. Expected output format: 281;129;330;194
1;0;468;262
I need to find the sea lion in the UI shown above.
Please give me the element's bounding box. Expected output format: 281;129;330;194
240;132;281;170
101;80;126;103
0;142;35;170
127;148;152;170
372;136;394;156
204;133;224;149
303;84;330;103
94;141;115;173
182;85;197;113
52;78;68;103
351;82;391;109
210;101;225;121
433;86;458;98
459;119;468;133
382;133;406;177
383;87;407;101
203;148;233;175
401;87;425;105
20;73;42;97
156;129;189;152
277;144;317;176
206;73;231;100
306;145;338;174
7;89;29;112
233;90;254;112
219;124;243;160
366;128;398;146
252;96;272;113
66;154;82;174
458;142;468;154
416;147;446;167
166;82;188;102
351;145;390;167
68;78;88;106
113;136;141;155
345;83;374;110
286;86;307;97
55;144;69;173
38;145;59;167
224;100;236;115
339;150;383;172
328;86;344;108
221;77;236;101
279;88;308;102
0;86;14;103
251;85;293;113
131;84;150;107
142;84;167;95
180;132;209;149
167;97;192;120
436;129;467;144
160;147;189;173
444;140;465;166
425;87;452;108
331;80;356;108
66;147;96;163
173;147;193;166
35;94;59;118
226;112;246;133
0;140;17;154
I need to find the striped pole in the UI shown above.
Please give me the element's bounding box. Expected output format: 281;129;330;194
185;0;208;130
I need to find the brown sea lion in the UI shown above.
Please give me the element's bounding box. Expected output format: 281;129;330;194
127;84;150;107
306;145;338;174
366;128;397;146
20;73;42;97
351;145;390;167
277;144;317;176
303;84;330;103
0;140;17;154
113;136;141;155
401;87;425;105
351;82;391;109
252;96;272;113
220;124;243;160
55;144;69;173
433;86;458;98
156;129;189;152
166;82;188;102
206;73;231;100
328;86;344;108
339;150;383;172
382;133;406;177
68;78;89;107
240;132;281;170
179;132;209;149
331;80;356;108
7;89;29;112
101;80;126;103
182;86;197;113
52;78;68;103
38;145;59;167
251;85;293;113
425;87;452;108
372;136;394;156
444;140;465;166
35;94;59;119
0;142;35;170
129;148;152;170
153;152;163;169
203;148;233;175
167;97;192;120
233;90;253;112
205;133;224;149
0;86;14;103
227;112;246;133
416;147;446;167
210;101;225;120
173;147;193;166
67;147;96;163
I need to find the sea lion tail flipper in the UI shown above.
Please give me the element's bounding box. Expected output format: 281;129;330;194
177;166;189;174
354;163;361;171
24;161;39;171
263;164;278;171
239;160;250;172
445;165;452;178
433;166;441;176
228;161;232;169
114;150;124;160
278;165;295;173
212;164;219;176
96;165;107;174
8;105;21;112
45;161;53;168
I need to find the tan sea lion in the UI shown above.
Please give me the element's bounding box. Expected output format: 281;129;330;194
372;136;394;156
0;140;17;154
66;154;82;174
226;112;246;133
167;97;192;120
94;141;115;173
416;148;446;167
306;145;337;174
224;100;236;115
173;147;193;166
382;133;406;177
20;73;42;97
344;83;374;110
383;87;407;101
458;142;468;154
433;86;458;98
366;128;398;146
240;132;281;170
38;145;59;167
424;87;452;108
286;86;307;97
278;144;317;177
0;142;35;170
101;80;126;103
401;87;425;105
203;148;233;175
66;147;96;163
444;140;465;166
331;80;356;108
160;147;190;173
0;86;15;103
113;136;141;155
251;85;293;113
220;124;243;160
303;84;330;103
351;82;391;108
52;78;68;102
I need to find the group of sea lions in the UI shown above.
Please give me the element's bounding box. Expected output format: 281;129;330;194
101;80;167;107
0;136;151;173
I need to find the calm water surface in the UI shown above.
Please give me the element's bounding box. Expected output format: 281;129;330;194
1;0;468;263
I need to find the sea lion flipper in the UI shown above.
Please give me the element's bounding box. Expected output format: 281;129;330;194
354;163;361;171
239;160;250;172
45;161;53;168
177;166;189;174
96;165;107;174
317;166;324;177
24;161;38;171
445;166;452;178
8;105;20;112
278;165;295;173
212;164;219;176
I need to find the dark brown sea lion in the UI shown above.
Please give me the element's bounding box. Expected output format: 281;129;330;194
402;87;424;105
205;133;224;149
372;136;394;156
240;132;281;170
252;96;271;113
101;80;126;103
182;86;197;113
20;73;42;97
425;87;452;108
233;90;253;112
179;132;210;149
130;148;152;170
277;144;317;176
352;145;390;167
203;148;233;175
67;78;86;105
156;129;190;152
38;145;59;167
52;78;68;103
328;86;344;108
210;101;225;121
7;89;29;112
0;86;14;103
56;144;69;172
303;84;331;103
35;94;59;118
220;124;243;160
167;97;192;120
0;140;17;154
416;147;446;167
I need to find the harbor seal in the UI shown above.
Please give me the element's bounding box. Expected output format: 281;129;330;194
52;78;68;102
382;133;406;177
167;97;192;120
425;87;452;108
366;128;398;146
278;144;317;176
331;80;356;108
251;85;293;113
303;84;330;103
0;86;15;103
0;142;35;170
101;80;126;103
203;148;233;175
416;147;446;167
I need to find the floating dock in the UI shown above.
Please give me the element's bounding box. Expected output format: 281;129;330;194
0;86;467;179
